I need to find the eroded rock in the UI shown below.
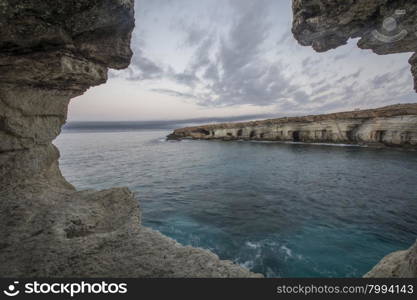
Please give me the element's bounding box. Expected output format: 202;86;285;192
169;104;417;149
365;241;417;278
0;0;259;277
292;0;417;91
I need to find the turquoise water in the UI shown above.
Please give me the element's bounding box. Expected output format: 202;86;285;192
55;129;417;277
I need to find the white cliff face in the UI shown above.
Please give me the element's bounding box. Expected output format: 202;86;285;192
171;105;417;149
356;116;417;146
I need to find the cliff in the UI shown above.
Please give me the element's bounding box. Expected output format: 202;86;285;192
168;104;417;149
0;0;258;277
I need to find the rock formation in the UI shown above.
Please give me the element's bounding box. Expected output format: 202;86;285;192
365;241;417;278
291;0;417;277
0;0;258;277
292;0;417;91
168;104;417;149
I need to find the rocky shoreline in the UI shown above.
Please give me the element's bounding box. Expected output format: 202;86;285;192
168;104;417;150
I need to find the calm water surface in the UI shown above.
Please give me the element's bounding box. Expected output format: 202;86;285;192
55;129;417;277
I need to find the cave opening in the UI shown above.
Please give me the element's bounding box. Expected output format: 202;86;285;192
249;130;256;139
321;130;327;140
375;130;386;143
400;132;411;144
197;129;210;136
292;131;300;142
346;130;355;142
237;129;243;137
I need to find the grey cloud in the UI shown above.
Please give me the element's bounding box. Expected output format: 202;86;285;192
203;63;220;82
129;48;164;80
177;21;208;47
109;51;164;81
310;78;327;88
151;88;199;100
301;57;323;77
163;0;310;107
372;72;392;89
185;27;206;47
371;67;409;89
170;71;200;86
333;52;351;61
277;30;291;45
302;57;321;68
110;26;166;82
334;69;362;85
126;0;416;116
313;83;335;95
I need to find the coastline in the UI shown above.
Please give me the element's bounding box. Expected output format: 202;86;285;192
168;104;417;150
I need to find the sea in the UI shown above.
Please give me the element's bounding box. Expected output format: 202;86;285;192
54;122;417;278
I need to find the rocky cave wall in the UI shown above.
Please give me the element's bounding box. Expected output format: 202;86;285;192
0;0;258;277
0;0;135;188
292;0;417;91
291;0;417;278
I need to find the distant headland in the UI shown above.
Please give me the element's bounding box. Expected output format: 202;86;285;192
168;104;417;149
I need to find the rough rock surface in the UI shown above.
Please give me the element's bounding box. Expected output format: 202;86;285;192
292;0;417;91
169;104;417;149
365;241;417;278
0;0;259;277
291;0;417;277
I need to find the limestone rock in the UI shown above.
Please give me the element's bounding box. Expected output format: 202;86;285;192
292;0;417;91
0;180;258;277
365;241;417;278
411;53;417;91
0;0;259;277
169;104;417;149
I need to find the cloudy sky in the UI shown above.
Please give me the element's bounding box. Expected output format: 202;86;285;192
68;0;417;121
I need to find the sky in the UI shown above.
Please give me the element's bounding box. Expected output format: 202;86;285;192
68;0;417;122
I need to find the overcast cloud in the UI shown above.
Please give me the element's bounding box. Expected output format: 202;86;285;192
70;0;417;121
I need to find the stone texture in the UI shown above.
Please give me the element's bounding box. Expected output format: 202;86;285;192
0;181;257;277
292;0;417;91
365;241;417;278
0;0;259;277
169;104;417;149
